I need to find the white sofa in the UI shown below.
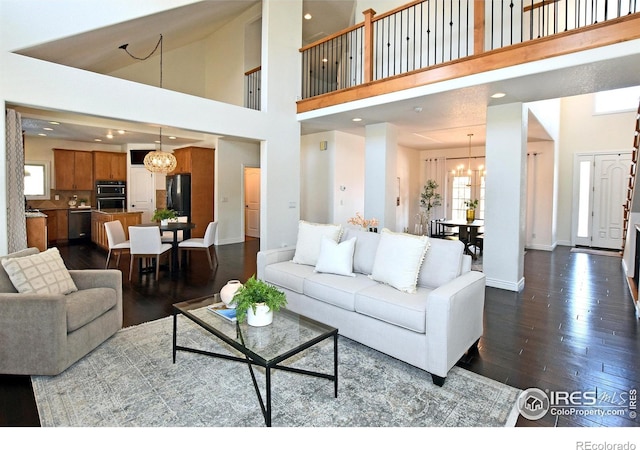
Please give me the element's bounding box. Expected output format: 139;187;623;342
257;226;485;386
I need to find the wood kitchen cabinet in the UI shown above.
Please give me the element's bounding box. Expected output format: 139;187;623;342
168;146;214;238
93;151;126;181
53;149;93;190
26;216;47;252
41;209;69;244
91;210;142;251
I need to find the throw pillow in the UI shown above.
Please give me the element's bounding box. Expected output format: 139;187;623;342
314;236;357;277
369;229;430;293
0;247;78;295
292;221;343;266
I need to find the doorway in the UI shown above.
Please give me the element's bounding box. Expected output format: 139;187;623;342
573;152;631;249
244;167;260;239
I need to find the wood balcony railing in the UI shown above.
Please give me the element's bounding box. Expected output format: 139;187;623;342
244;66;261;111
298;0;640;113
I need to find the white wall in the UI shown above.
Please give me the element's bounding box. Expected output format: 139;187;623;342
525;141;555;250
216;139;260;245
334;132;365;225
300;131;333;223
397;145;421;233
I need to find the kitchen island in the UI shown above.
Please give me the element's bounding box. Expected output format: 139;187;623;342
91;210;142;251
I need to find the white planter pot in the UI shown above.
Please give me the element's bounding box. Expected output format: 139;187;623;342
160;219;169;226
247;303;273;327
220;280;242;307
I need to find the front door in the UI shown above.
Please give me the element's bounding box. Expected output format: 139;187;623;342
129;167;155;223
574;152;631;249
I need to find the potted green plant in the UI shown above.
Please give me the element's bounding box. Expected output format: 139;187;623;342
233;275;287;326
78;198;88;207
419;179;442;234
152;208;177;225
464;199;479;222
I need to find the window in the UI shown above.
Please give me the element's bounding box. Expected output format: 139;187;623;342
451;176;471;222
24;161;51;200
593;86;640;115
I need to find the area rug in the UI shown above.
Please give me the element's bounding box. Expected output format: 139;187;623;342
32;315;521;427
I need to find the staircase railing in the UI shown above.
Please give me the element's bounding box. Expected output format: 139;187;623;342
622;99;640;251
244;66;261;111
299;0;640;100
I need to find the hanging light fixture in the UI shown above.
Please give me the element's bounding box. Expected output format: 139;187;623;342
119;34;177;174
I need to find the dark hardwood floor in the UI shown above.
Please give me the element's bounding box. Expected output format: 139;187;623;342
1;240;638;427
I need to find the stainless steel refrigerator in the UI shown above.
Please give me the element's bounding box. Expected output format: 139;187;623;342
166;174;191;218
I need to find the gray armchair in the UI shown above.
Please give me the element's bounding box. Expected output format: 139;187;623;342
0;248;123;375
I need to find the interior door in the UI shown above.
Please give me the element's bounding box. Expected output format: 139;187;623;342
244;167;260;238
129;167;155;223
592;153;631;249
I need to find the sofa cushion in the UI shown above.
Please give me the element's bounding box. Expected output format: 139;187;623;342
417;238;464;289
369;229;430;293
264;261;315;294
355;283;432;333
314;236;356;277
1;248;78;295
0;248;40;293
341;228;380;275
65;287;117;333
292;221;343;266
304;272;378;311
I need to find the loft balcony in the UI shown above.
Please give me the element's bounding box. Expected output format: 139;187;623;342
296;0;640;114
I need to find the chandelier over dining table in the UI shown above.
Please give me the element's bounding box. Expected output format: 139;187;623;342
119;34;177;174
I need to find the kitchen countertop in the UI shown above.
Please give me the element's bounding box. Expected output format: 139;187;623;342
92;209;141;215
25;211;47;218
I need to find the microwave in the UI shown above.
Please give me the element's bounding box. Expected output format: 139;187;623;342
96;180;126;196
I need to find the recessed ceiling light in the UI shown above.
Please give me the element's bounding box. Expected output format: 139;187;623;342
304;13;312;20
49;121;60;125
106;133;114;139
43;127;53;131
491;92;506;98
352;118;362;122
94;139;102;142
168;136;177;140
117;130;125;135
38;133;47;137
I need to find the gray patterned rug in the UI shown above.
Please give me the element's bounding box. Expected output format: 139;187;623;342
32;314;521;427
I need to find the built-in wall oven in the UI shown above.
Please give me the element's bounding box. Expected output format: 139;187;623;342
96;180;126;210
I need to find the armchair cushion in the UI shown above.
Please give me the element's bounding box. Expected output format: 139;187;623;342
66;287;117;333
1;248;77;295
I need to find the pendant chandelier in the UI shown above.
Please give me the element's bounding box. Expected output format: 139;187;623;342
119;34;177;174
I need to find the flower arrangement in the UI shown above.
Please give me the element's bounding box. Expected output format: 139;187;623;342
348;212;379;229
464;199;479;210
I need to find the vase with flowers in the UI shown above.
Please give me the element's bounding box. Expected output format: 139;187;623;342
348;212;379;232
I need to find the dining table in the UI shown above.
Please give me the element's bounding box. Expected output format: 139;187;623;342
439;219;484;259
139;221;196;273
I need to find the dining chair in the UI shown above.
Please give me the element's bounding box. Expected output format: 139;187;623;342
128;226;172;281
178;221;218;271
104;220;130;269
161;216;189;243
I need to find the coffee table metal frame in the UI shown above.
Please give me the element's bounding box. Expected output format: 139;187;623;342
172;295;338;427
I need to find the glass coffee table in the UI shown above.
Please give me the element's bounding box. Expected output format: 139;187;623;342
172;294;338;427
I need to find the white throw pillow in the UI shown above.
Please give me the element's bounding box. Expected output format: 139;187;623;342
314;236;357;277
292;221;343;266
0;247;78;295
369;229;430;293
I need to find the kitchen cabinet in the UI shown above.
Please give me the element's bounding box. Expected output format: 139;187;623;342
54;149;93;190
93;151;126;181
26;216;47;252
41;209;69;244
169;146;214;238
91;210;142;251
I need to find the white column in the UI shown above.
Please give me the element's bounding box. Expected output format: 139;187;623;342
484;103;528;291
364;123;398;230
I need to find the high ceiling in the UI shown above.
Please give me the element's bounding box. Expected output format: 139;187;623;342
10;1;640;151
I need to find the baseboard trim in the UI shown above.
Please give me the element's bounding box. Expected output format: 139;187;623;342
486;277;525;292
525;242;557;251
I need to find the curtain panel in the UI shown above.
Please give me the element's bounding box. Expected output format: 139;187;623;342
5;109;27;252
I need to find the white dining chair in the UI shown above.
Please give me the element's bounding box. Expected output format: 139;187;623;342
128;226;172;281
104;220;130;269
178;221;218;271
161;216;189;243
